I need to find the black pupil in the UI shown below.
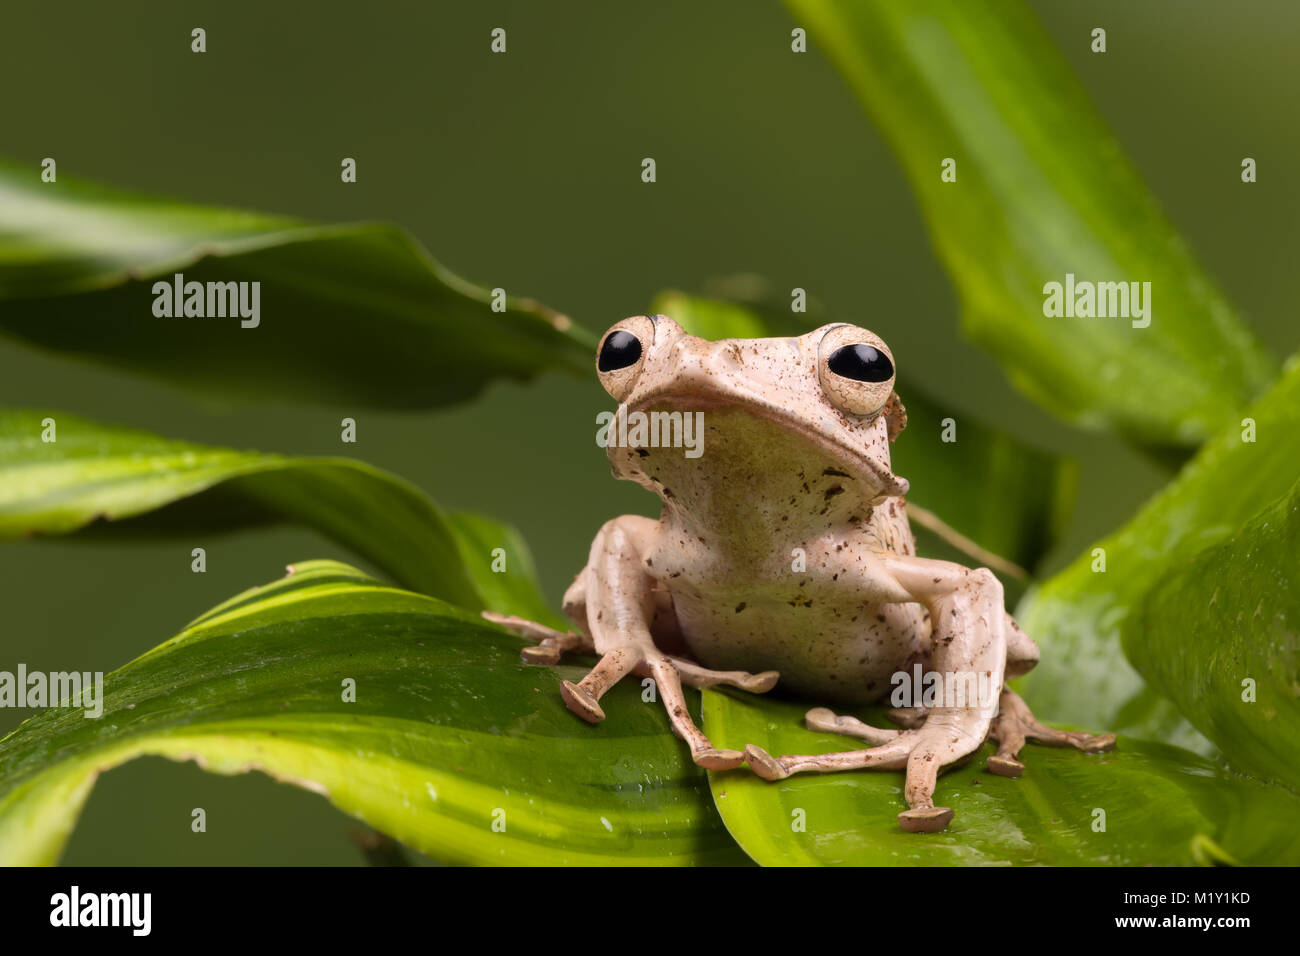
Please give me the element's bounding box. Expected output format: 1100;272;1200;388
598;330;643;372
828;344;893;383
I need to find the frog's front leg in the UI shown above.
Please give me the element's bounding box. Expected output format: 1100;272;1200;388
746;555;1009;833
486;515;777;771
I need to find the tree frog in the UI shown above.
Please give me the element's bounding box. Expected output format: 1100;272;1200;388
487;315;1115;833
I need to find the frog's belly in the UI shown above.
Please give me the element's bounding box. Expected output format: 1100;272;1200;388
668;591;926;706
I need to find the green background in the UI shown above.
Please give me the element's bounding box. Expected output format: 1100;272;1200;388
1;0;1296;864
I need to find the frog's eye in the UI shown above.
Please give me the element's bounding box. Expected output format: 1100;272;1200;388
818;324;895;417
598;330;642;371
596;314;655;402
828;344;893;383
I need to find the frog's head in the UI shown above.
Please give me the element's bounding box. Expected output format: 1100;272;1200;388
594;314;909;507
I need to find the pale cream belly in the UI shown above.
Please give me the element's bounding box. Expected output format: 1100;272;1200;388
667;589;928;706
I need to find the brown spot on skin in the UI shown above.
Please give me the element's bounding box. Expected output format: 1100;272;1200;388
735;602;747;613
635;448;650;458
823;468;850;478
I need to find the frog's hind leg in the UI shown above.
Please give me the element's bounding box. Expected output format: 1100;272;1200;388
746;557;1014;834
986;688;1117;777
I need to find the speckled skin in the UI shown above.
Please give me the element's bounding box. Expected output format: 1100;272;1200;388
485;315;1115;833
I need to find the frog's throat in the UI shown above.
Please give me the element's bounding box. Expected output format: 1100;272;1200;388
620;395;911;502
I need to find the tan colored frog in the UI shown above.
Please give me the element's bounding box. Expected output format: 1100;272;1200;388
487;314;1114;833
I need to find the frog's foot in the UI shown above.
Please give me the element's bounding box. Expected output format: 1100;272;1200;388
986;688;1117;778
481;611;595;665
745;707;991;833
804;707;902;745
558;648;751;771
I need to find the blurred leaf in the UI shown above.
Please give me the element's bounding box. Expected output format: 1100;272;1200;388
0;160;594;408
786;0;1276;447
658;291;1076;576
0;561;744;865
1018;359;1300;745
0;409;557;621
703;690;1300;865
892;388;1076;585
1131;478;1300;791
651;288;806;339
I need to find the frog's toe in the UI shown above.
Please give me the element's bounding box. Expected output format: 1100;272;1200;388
481;611;594;666
666;658;780;695
1080;732;1117;754
805;707;903;745
898;806;954;833
744;744;792;781
692;747;747;770
560;680;606;724
521;644;562;665
986;753;1024;778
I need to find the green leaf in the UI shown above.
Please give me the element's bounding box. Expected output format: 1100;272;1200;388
0;561;744;866
891;388;1075;582
786;0;1276;447
655;291;1076;576
651;289;805;340
1129;478;1300;791
0;409;556;620
702;690;1300;865
1018;359;1300;744
0;160;594;408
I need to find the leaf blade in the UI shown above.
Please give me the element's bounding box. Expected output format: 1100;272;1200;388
0;409;556;618
0;561;743;866
1018;359;1300;745
0;161;594;408
786;0;1276;446
703;689;1300;866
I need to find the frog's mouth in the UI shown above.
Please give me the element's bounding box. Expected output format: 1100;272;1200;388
623;391;909;502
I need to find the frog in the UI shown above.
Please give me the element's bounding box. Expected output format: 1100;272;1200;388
485;314;1115;833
